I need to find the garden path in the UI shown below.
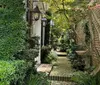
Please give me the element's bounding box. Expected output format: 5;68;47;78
49;51;76;85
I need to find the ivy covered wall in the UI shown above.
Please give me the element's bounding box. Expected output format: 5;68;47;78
0;0;27;59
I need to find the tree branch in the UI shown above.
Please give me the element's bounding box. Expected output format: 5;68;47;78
62;0;69;21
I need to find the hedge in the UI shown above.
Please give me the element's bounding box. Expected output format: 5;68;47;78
0;0;27;59
0;60;27;85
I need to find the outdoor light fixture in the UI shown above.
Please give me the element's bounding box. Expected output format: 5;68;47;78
42;17;47;27
33;6;41;21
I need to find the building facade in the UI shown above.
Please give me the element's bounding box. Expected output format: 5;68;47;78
26;0;50;64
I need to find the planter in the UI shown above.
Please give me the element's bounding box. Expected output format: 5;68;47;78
76;49;91;69
76;50;88;56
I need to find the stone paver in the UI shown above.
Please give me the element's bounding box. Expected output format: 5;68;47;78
49;52;76;85
50;56;74;77
37;64;52;73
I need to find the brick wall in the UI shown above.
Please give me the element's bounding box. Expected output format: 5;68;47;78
91;28;100;66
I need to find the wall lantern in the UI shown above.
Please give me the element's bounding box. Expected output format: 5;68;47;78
42;17;47;27
33;6;41;21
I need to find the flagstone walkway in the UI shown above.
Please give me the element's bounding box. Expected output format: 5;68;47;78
49;52;76;85
50;56;74;77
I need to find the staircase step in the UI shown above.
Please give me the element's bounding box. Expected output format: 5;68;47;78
57;54;67;56
48;76;72;82
56;52;67;56
50;81;76;85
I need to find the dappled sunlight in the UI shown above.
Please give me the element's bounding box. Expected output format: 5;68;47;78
1;0;100;85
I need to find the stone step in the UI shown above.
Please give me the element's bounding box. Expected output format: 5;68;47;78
37;64;53;73
50;81;76;85
56;51;67;56
48;76;72;82
58;54;67;56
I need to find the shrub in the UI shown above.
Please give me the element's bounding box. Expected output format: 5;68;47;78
71;71;100;85
66;39;85;71
60;38;68;51
71;71;92;85
41;46;51;63
0;0;27;59
14;36;39;63
0;60;27;85
14;49;39;61
13;36;40;85
45;50;57;64
27;73;50;85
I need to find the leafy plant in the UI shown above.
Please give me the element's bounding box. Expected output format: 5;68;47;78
0;60;27;85
14;36;40;85
0;0;48;85
71;71;100;85
14;36;39;61
0;0;27;60
84;21;91;45
60;35;69;51
71;71;92;85
66;31;86;71
45;50;57;64
27;73;50;85
41;46;51;63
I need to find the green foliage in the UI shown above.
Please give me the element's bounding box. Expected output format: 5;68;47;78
45;50;57;64
71;71;100;85
71;71;92;85
42;0;89;44
13;36;40;84
0;0;27;59
67;45;85;71
60;33;70;51
0;0;45;85
15;49;39;61
41;47;57;64
0;60;27;85
84;21;91;45
65;30;85;71
41;46;51;63
28;73;50;85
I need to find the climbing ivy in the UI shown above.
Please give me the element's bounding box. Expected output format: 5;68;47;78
0;0;27;59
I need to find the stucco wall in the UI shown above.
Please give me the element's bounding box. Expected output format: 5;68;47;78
31;17;41;64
